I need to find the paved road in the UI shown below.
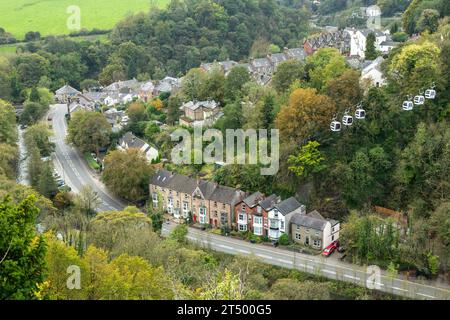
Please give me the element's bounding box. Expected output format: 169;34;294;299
162;222;450;300
50;104;124;212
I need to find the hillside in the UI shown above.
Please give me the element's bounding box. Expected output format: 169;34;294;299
0;0;169;40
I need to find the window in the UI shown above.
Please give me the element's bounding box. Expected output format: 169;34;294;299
242;204;246;211
239;224;247;232
199;207;206;224
295;233;301;240
296;225;300;231
332;227;335;232
254;225;263;236
238;214;245;222
257;206;262;214
254;216;262;225
332;235;335;241
214;202;217;207
222;203;226;209
280;220;284;230
315;231;319;237
313;240;321;247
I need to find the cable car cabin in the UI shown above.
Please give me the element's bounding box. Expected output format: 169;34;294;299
355;109;366;120
402;101;413;111
342;115;353;126
425;89;436;99
414;95;425;105
330;121;341;132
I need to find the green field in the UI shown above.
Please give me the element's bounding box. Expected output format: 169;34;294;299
0;0;169;40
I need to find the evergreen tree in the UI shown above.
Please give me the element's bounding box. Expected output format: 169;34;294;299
365;32;378;60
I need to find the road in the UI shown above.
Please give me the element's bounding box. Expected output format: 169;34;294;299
162;222;450;300
50;104;125;212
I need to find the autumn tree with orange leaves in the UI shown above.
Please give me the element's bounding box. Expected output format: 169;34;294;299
275;88;336;145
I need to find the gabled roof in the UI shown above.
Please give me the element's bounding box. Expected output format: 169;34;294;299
150;169;245;205
251;58;272;68
291;213;328;231
275;197;304;216
243;191;264;208
119;132;147;150
259;194;280;211
55;85;80;95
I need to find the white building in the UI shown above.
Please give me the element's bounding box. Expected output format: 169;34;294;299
360;56;386;88
349;29;389;59
267;197;306;240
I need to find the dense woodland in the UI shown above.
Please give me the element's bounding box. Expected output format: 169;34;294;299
0;0;449;299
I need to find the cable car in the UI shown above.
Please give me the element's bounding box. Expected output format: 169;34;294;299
414;95;425;105
402;100;413;111
425;89;436;99
330;120;341;132
355;108;366;120
342;113;353;126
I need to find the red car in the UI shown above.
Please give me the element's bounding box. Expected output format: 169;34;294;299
322;241;339;257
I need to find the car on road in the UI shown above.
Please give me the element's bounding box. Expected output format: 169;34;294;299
322;241;339;257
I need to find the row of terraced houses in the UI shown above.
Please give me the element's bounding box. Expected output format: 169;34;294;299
150;169;340;250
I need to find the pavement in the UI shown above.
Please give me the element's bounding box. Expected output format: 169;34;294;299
49;104;125;212
162;222;450;300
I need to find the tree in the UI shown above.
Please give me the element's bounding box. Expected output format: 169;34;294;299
306;48;348;91
261;92;275;129
288;141;326;179
24;124;54;156
265;279;331;300
144;122;161;142
275;88;336;144
365;32;378;60
127;101;148;123
102;149;154;202
0;144;18;178
0;99;17;145
89;207;152;252
170;224;188;244
224;66;251;101
14;53;49;89
326;69;362;113
0;196;47;299
74;185;101;217
417;9;440;34
20;101;46;125
272;60;305;93
166;95;182;125
37;162;59;198
67;111;111;157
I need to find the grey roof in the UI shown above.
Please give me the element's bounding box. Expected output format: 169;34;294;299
220;60;238;72
291;212;328;231
182;100;219;111
119;132;146;150
140;81;155;92
307;210;325;220
285;48;306;61
243;192;264;208
150;169;245;205
268;53;288;64
83;91;106;102
380;40;398;46
55;85;80;95
275;197;303;216
259;194;280;211
251;58;272;68
104;79;140;92
360;29;385;38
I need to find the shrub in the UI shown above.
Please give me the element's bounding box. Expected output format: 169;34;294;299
278;233;291;246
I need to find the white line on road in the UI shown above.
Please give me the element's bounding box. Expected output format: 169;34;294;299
391;286;408;292
416;293;435;299
323;269;336;275
344;275;360;281
277;259;293;264
257;254;274;260
218;244;234;250
237;249;250;254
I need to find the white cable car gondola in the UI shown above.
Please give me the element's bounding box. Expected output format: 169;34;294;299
330;120;341;132
414;90;425;105
402;100;413;111
355;108;366;120
342;112;353;126
425;89;436;99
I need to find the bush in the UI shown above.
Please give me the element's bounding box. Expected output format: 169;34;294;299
392;32;408;43
278;233;291;246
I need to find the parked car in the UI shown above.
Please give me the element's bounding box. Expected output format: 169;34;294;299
322;241;339;257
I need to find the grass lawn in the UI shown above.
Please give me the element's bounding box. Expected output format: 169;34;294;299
84;152;100;170
0;0;169;40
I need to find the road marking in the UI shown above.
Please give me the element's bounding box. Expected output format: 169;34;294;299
277;259;293;264
323;269;336;275
344;275;360;281
218;244;234;250
257;254;273;260
237;249;250;254
416;293;435;299
391;286;408;292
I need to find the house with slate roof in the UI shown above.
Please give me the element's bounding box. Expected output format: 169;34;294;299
118;132;158;163
150;169;246;228
55;85;81;102
267;197;306;240
179;100;222;127
291;210;340;250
